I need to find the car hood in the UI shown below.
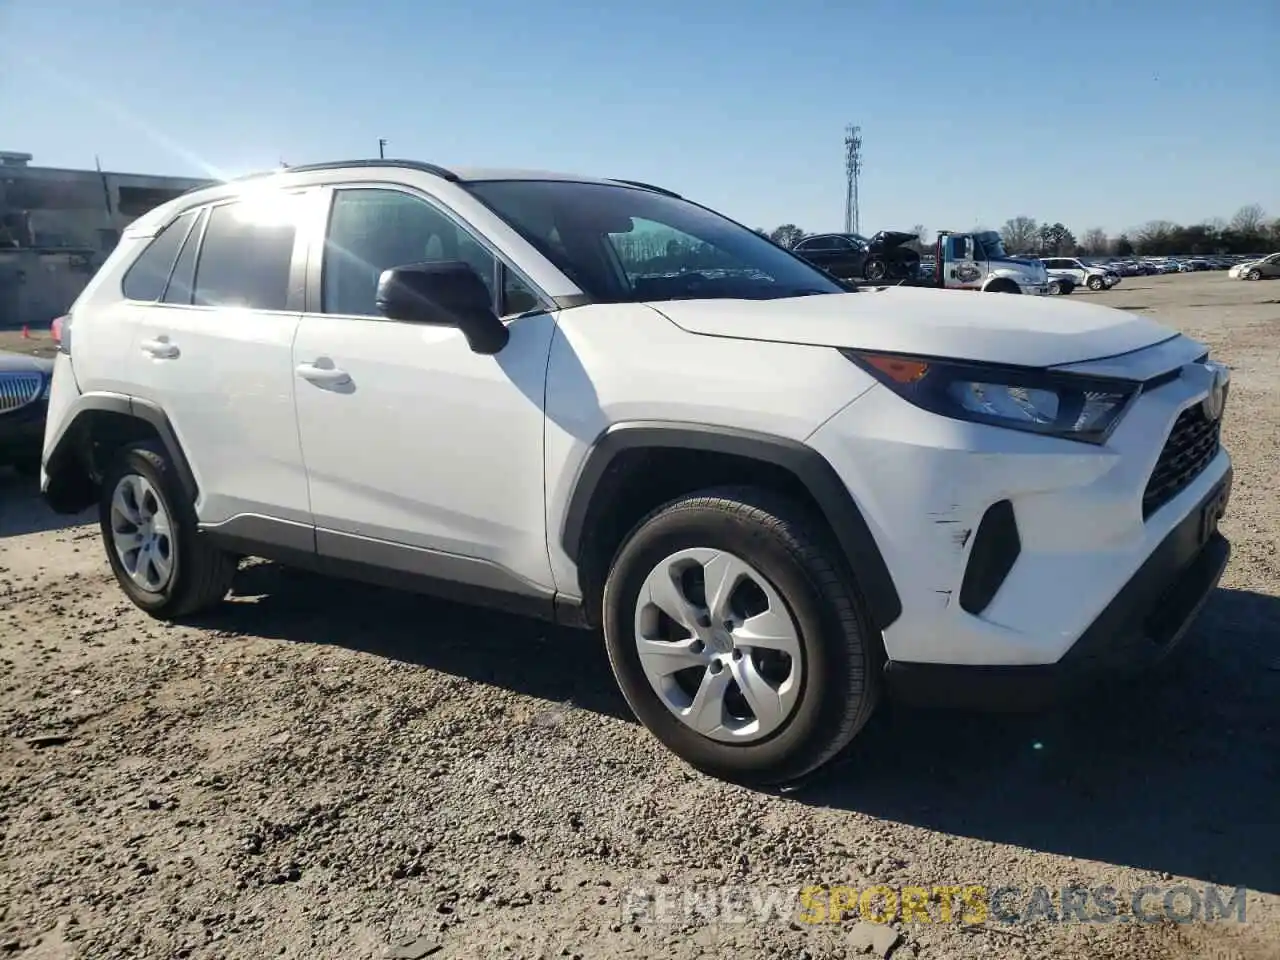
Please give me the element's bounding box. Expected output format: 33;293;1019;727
865;230;918;251
646;288;1176;367
0;350;54;374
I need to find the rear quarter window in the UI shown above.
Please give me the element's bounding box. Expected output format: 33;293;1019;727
121;211;198;302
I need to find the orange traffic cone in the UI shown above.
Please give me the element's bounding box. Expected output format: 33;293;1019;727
21;325;30;339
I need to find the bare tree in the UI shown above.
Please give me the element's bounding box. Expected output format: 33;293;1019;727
1229;204;1266;235
1135;220;1179;254
768;224;807;249
1037;222;1077;256
1081;228;1109;256
1000;216;1038;254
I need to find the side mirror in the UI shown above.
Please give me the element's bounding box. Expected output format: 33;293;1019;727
375;261;509;355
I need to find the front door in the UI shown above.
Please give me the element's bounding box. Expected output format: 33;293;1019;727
291;185;556;597
943;235;983;289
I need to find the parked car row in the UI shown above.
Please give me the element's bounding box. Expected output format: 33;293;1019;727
1098;254;1263;276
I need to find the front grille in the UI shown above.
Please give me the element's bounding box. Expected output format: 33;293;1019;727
0;373;43;413
1143;405;1221;518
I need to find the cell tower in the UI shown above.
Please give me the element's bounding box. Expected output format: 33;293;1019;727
844;124;863;234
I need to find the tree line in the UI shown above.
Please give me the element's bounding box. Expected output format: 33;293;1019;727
758;204;1279;258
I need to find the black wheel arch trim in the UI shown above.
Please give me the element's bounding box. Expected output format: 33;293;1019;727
44;393;200;506
560;421;903;630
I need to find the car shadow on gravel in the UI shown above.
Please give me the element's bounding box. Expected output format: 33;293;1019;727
796;586;1280;896
0;468;92;538
199;561;631;721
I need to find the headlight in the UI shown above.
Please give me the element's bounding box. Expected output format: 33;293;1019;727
841;350;1140;444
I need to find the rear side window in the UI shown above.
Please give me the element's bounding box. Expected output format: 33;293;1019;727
121;211;197;302
193;194;302;311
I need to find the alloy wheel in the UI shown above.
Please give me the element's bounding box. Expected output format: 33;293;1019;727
633;548;803;743
109;473;175;593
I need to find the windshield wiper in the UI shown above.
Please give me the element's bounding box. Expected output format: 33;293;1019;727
781;287;842;297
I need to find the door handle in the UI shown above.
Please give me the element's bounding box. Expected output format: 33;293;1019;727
295;362;352;386
140;338;180;359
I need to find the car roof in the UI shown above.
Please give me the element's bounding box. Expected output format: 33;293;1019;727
122;159;686;239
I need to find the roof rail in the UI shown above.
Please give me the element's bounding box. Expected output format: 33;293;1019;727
191;158;460;191
608;178;682;199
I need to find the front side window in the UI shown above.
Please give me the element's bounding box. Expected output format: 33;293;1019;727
466;180;843;303
975;233;1008;260
121;210;197;302
322;188;537;318
193;193;302;310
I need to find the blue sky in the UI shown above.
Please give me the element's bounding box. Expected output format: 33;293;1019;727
3;0;1276;238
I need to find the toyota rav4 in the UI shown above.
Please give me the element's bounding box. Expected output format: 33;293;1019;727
40;160;1234;785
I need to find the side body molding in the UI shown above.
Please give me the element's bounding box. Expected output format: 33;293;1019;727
560;421;903;630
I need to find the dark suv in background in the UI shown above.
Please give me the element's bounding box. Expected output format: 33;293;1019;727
792;231;921;283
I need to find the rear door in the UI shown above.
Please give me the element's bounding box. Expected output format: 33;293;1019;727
123;189;312;530
793;236;836;271
825;236;865;278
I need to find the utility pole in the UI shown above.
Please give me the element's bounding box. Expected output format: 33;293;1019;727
844;125;863;235
378;138;388;159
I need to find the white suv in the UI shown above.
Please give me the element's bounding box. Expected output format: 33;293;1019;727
1040;257;1120;291
41;161;1234;786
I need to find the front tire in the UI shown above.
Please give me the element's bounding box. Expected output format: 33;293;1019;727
99;442;238;619
863;258;887;283
1087;275;1105;291
601;487;880;786
1246;269;1261;281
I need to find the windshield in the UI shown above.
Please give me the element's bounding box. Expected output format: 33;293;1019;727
465;180;845;303
974;231;1009;260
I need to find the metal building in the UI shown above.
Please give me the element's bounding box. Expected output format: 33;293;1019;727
0;151;211;329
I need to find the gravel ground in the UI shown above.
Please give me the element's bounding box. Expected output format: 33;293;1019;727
1;272;1277;960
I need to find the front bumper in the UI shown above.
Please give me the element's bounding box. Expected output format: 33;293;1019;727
807;337;1232;682
884;469;1231;710
1018;282;1050;295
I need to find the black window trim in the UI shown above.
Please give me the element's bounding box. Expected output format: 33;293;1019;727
159;207;209;305
306;182;557;323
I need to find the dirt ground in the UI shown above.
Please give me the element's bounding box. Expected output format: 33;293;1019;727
1;272;1277;960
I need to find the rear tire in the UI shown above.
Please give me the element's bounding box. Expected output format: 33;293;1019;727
601;486;881;786
1047;280;1062;295
99;441;238;619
